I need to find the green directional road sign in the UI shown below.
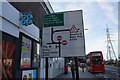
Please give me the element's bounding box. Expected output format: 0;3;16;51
44;13;64;27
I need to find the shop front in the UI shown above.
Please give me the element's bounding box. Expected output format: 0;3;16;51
1;31;18;79
20;32;40;80
1;2;40;80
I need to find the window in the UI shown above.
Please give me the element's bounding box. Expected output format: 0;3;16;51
92;52;101;58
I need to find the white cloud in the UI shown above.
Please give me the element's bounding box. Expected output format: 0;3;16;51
86;38;106;60
49;0;94;2
86;35;106;53
96;0;119;2
97;1;118;25
49;0;119;2
111;31;118;59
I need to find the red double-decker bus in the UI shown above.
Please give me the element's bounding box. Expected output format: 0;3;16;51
86;51;105;73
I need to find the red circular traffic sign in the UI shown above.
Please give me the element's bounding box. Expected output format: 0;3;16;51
57;35;62;41
62;40;67;45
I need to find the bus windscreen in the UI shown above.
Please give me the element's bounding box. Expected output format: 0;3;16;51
91;52;102;65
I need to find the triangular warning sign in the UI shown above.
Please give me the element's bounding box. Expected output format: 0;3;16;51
70;25;78;34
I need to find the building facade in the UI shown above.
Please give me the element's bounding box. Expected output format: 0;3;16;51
1;0;64;79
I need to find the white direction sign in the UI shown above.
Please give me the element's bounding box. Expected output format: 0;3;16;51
42;10;85;57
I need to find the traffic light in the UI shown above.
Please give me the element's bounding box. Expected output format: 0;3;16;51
19;12;33;26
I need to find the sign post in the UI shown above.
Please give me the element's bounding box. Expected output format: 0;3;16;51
75;57;79;80
45;58;48;80
43;10;85;80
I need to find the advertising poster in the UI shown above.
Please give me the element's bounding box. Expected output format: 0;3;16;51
22;70;36;80
20;36;32;68
32;41;40;68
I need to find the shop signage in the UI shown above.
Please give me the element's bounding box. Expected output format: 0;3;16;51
19;12;33;26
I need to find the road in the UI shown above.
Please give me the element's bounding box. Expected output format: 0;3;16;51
92;65;120;80
53;65;120;80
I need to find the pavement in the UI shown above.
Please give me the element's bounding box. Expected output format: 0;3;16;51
51;67;96;80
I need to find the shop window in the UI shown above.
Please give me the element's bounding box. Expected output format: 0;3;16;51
1;32;17;79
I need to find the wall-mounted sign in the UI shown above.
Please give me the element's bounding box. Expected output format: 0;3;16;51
42;10;85;57
19;12;33;26
20;36;32;68
22;70;36;80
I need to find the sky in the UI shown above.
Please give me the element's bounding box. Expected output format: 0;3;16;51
48;0;119;60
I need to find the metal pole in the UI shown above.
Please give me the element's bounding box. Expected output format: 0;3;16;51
45;58;48;80
74;57;79;80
